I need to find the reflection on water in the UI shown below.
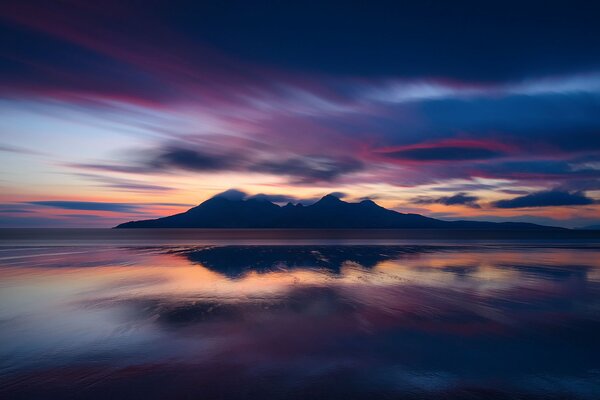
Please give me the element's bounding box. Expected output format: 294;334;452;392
1;243;600;399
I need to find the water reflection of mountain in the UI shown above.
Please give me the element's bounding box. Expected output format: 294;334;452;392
170;245;451;277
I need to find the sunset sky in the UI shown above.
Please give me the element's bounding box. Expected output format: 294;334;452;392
1;1;600;228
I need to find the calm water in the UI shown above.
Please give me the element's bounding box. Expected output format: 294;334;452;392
1;230;600;399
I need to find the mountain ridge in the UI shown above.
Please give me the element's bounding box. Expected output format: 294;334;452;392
115;193;564;230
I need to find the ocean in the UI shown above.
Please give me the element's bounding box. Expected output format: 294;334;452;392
1;229;600;399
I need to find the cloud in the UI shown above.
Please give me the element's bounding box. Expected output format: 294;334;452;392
100;181;174;192
169;149;366;183
368;73;600;104
26;201;142;213
73;144;236;176
154;202;195;207
202;189;351;205
73;173;174;192
218;191;334;205
0;214;133;228
382;147;502;162
376;140;508;163
328;192;347;199
68;163;160;175
0;207;35;214
213;189;248;201
255;156;363;183
500;189;530;195
150;147;239;172
467;160;600;195
492;190;596;208
247;193;298;203
73;142;364;184
412;192;481;208
0;144;43;155
431;182;498;192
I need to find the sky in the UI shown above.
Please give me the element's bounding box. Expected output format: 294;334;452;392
1;0;600;228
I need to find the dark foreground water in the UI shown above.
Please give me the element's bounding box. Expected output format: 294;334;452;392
1;230;600;399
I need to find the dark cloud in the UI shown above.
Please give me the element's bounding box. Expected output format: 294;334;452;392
500;189;530;195
75;144;364;184
55;214;112;219
24;201;192;215
383;146;503;162
473;159;600;189
413;193;481;208
167;149;365;183
432;183;498;192
492;190;596;208
0;207;35;214
71;139;251;178
0;144;42;155
256;156;363;183
27;201;142;213
150;147;238;172
154;202;194;207
328;192;347;199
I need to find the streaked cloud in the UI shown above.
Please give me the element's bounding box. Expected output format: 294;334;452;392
412;193;481;209
493;191;596;209
26;201;142;213
368;73;600;104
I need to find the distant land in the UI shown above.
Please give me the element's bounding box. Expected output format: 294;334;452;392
115;193;563;230
581;224;600;230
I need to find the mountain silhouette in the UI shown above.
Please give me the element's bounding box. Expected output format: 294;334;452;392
115;193;562;229
580;224;600;230
169;245;448;278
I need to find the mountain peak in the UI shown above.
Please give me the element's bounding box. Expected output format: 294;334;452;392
115;192;563;230
211;189;247;201
315;194;345;205
360;199;378;207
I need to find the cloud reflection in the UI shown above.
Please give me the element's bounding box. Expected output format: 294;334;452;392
1;244;600;399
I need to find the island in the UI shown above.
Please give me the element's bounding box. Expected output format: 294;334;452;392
115;193;562;230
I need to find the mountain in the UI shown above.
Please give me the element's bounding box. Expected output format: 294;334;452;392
115;194;563;230
171;245;444;278
580;224;600;230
